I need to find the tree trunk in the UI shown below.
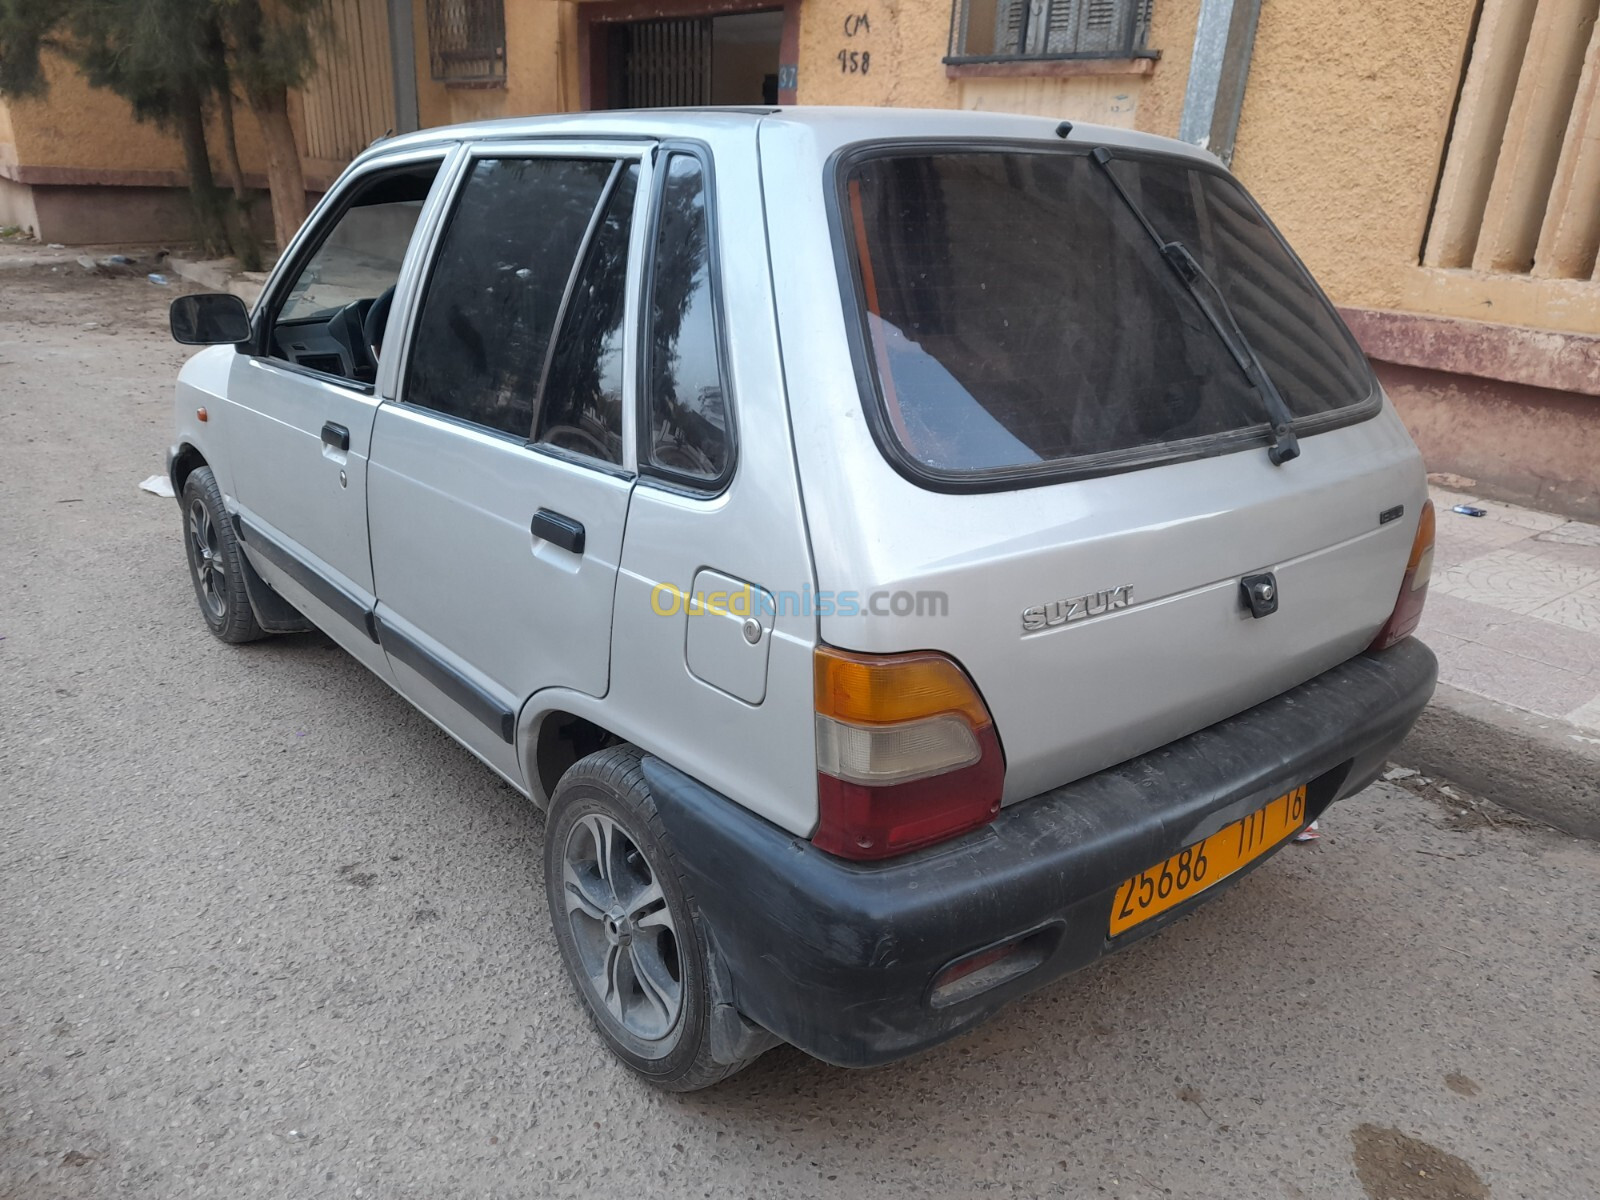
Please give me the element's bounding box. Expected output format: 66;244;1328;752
215;81;263;271
173;84;231;256
217;85;248;200
250;83;306;251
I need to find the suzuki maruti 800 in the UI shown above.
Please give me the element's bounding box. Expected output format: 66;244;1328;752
166;108;1438;1089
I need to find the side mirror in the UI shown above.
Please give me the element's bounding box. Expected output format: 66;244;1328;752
170;293;252;345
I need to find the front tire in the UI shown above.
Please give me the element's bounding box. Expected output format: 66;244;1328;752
180;465;264;644
544;746;752;1091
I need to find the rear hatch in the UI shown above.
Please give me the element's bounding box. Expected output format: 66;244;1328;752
824;141;1425;803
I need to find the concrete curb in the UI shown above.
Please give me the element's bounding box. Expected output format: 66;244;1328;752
167;256;268;306
1398;682;1600;840
0;252;79;270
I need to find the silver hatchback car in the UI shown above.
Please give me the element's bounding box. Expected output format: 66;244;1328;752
166;107;1437;1090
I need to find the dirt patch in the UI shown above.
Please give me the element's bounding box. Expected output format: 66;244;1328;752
1352;1124;1489;1199
1384;765;1538;833
336;863;378;889
1444;1073;1481;1097
0;263;201;339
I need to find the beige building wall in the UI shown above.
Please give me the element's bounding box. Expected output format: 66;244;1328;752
1228;0;1479;313
413;0;571;129
412;0;1480;321
0;53;278;177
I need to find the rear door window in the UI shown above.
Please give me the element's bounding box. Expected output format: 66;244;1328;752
839;148;1377;483
404;157;616;440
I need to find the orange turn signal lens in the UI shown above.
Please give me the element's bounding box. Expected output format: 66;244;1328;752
1408;499;1436;574
814;646;991;727
1370;499;1435;651
812;646;1004;859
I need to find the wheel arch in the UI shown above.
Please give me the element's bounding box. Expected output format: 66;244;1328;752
524;702;628;808
170;441;209;499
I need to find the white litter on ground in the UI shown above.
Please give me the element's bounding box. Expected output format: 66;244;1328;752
138;474;175;498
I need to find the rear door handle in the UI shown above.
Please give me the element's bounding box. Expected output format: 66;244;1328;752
531;508;585;555
321;421;350;452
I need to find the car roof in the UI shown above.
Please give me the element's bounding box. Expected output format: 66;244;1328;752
352;105;1220;172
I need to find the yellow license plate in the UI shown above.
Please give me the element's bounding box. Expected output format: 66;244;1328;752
1109;784;1308;936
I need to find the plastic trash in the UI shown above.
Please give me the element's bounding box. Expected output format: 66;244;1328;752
147;272;170;286
107;254;135;266
138;474;175;498
1451;504;1487;517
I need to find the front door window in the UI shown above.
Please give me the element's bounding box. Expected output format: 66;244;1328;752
267;165;439;386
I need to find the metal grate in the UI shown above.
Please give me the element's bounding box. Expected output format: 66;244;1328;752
619;18;714;108
425;0;506;82
951;0;1152;61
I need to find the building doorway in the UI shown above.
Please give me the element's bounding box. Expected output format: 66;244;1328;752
582;3;796;110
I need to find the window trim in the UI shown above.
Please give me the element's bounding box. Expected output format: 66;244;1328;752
634;140;740;497
249;147;455;396
389;139;655;463
531;159;634;465
824;137;1383;495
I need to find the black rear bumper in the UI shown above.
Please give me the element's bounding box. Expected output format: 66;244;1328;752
643;639;1437;1068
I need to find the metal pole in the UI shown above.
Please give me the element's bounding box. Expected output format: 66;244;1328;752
388;0;421;134
1178;0;1262;166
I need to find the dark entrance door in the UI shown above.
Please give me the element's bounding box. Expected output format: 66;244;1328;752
601;9;784;108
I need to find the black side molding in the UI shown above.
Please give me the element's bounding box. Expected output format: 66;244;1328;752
234;515;379;643
373;615;518;744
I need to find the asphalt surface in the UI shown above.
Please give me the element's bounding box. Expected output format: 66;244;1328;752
3;266;1599;1200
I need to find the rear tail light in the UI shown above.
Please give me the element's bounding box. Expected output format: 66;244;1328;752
1369;499;1435;651
812;646;1004;860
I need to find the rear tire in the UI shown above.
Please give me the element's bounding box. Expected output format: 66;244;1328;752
544;746;754;1091
180;465;265;644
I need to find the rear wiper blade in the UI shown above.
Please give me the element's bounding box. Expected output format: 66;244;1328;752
1089;147;1300;466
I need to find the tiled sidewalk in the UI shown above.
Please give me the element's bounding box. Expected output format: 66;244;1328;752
1421;487;1600;733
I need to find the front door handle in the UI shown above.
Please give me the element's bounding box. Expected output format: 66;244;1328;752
321;421;350;452
532;508;585;555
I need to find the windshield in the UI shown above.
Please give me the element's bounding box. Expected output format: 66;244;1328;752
840;148;1377;479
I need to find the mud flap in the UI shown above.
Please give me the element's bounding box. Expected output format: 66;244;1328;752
236;536;315;634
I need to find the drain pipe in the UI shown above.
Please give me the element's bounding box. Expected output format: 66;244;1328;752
1178;0;1263;167
387;0;421;135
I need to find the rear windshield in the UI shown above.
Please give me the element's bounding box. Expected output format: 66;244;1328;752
840;148;1377;481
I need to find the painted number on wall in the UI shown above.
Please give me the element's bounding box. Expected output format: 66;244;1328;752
839;11;872;73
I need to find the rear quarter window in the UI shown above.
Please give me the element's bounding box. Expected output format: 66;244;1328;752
836;145;1378;486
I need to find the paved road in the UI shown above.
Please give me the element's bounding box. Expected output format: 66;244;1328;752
3;267;1598;1200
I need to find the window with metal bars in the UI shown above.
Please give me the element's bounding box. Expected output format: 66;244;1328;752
425;0;506;83
947;0;1154;62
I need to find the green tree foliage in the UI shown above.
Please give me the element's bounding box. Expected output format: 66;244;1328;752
0;0;326;255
